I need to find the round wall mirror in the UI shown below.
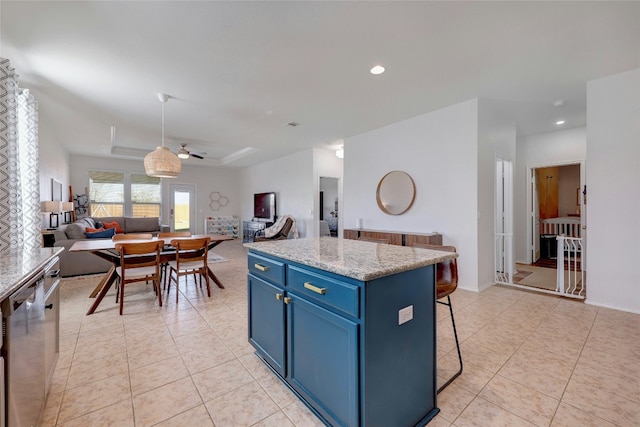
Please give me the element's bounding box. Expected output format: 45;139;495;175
376;170;416;215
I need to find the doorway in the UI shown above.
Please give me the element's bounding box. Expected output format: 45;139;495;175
514;162;586;298
319;177;339;237
169;184;195;232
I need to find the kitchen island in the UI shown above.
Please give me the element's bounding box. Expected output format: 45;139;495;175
245;237;456;427
0;246;63;427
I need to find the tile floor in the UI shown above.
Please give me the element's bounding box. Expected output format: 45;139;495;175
41;239;640;426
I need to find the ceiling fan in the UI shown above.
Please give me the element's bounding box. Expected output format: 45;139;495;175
175;143;206;160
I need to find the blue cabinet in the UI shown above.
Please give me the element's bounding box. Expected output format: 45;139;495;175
248;249;438;427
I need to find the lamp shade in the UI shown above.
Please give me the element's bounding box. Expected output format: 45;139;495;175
41;200;61;213
144;146;181;178
62;201;74;211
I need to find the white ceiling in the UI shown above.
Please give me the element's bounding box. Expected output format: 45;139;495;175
2;1;639;168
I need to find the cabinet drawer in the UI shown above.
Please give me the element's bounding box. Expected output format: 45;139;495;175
248;252;285;287
288;265;359;318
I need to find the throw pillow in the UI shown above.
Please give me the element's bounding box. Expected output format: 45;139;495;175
85;228;116;239
94;221;104;228
85;227;105;233
102;221;124;234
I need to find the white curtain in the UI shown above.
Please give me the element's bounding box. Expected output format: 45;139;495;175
0;57;41;251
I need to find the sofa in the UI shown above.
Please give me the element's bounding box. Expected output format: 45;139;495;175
53;216;170;277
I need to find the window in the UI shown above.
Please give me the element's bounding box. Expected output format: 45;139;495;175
89;172;161;218
131;174;161;217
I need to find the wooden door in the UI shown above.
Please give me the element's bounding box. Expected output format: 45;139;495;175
535;167;559;226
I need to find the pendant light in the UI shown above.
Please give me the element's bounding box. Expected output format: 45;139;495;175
144;93;181;178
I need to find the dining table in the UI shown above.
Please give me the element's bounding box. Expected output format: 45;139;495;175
69;234;234;315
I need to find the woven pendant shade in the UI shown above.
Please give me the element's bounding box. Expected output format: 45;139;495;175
144;146;181;178
144;93;181;178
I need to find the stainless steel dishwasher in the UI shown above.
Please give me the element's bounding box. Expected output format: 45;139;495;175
3;271;46;427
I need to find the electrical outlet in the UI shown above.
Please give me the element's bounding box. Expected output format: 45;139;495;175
398;305;413;325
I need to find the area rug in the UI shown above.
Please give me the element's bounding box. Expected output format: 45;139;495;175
208;252;228;263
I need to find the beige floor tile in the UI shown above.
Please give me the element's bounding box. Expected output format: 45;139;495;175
154;404;215;427
454;397;537;427
50;241;640;427
66;351;129;389
239;352;276;381
129;355;190;396
127;337;181;370
437;356;494;395
497;357;569;400
192;358;255;401
251;410;295;427
550;402;617;427
132;376;203;426
256;371;298;409
39;390;63;427
562;377;640;426
57;398;134;427
281;398;326;427
436;383;476;421
479;375;559;426
57;373;131;423
458;341;512;373
205;381;279;427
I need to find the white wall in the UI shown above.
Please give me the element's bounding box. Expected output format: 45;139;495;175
344;100;481;291
39;130;70;229
240;149;315;237
477;99;517;289
514;127;586;262
69;155;241;234
586;68;640;313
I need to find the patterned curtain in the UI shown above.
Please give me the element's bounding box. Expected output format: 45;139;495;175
0;57;41;251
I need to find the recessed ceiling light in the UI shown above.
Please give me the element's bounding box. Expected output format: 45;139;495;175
370;65;385;75
555;120;566;125
553;100;565;107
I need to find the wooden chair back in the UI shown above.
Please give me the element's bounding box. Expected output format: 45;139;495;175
115;241;164;275
170;237;211;266
159;231;191;238
411;243;458;299
113;233;153;241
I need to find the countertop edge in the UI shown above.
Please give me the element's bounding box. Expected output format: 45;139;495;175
245;238;457;282
0;247;64;302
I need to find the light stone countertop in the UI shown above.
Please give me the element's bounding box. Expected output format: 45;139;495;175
244;237;457;281
0;247;63;301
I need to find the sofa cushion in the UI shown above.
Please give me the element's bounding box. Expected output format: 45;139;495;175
125;217;160;233
103;220;124;234
85;228;116;239
65;223;88;239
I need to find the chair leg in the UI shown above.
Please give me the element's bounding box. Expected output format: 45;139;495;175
119;282;125;315
155;279;163;307
437;295;463;394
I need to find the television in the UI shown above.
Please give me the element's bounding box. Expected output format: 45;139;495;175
254;192;276;222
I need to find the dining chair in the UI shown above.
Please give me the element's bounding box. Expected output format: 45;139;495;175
112;233;155;301
158;232;191;281
113;233;153;241
411;243;462;393
166;237;211;302
114;240;164;315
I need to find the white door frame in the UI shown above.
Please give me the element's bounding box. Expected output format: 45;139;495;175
495;153;514;283
525;160;585;264
168;183;196;233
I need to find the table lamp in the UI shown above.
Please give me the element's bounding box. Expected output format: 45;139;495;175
42;201;61;229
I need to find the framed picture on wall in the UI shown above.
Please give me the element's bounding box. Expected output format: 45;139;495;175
52;179;63;201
